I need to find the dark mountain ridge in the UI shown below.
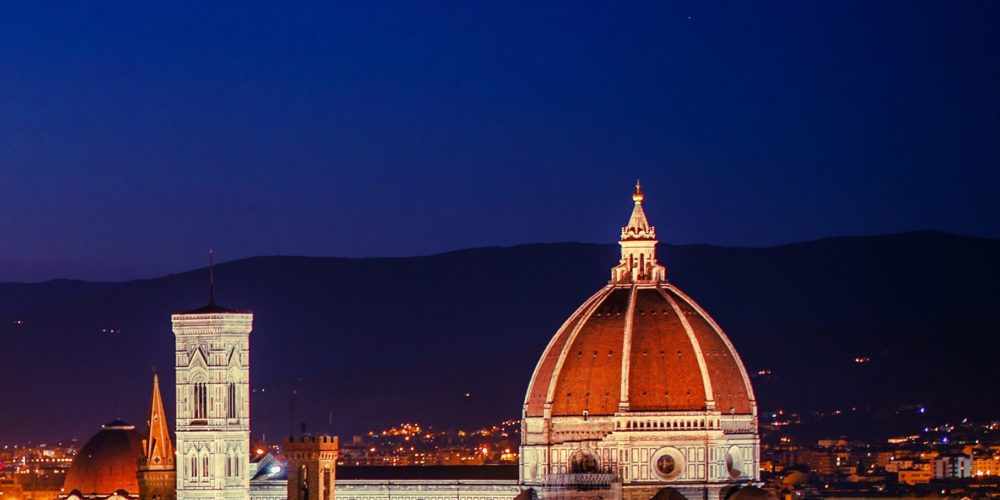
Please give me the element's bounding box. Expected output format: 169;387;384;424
1;231;997;444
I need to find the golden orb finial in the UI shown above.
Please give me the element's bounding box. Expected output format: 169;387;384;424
632;180;644;203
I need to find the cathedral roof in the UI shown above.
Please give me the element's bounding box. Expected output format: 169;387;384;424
523;186;755;418
63;420;143;495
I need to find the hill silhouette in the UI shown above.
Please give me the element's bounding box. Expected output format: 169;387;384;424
1;231;997;445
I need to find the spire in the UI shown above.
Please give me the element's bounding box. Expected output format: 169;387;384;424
140;372;175;469
612;182;666;284
179;249;236;314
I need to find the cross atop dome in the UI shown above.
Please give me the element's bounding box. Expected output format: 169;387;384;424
622;180;654;240
613;181;666;283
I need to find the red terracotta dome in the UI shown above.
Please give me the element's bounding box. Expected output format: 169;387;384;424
524;183;755;419
63;420;143;495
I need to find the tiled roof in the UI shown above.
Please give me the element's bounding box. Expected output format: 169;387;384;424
525;283;755;417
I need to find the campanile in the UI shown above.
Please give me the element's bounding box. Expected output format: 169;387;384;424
173;259;253;499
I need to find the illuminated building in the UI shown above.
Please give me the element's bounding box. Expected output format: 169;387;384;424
54;185;763;500
138;373;177;500
521;183;759;499
173;269;253;499
285;435;338;500
897;468;932;485
973;454;1000;476
932;453;972;479
258;185;760;500
247;185;759;500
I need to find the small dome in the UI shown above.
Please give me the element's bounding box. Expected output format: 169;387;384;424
63;420;143;495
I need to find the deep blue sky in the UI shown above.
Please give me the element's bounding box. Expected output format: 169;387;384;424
1;1;997;282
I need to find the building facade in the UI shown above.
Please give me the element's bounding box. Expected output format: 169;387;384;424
932;454;972;479
173;293;253;499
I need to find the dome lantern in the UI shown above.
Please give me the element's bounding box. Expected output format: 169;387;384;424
613;181;666;284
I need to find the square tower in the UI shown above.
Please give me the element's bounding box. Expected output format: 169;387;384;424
285;435;339;500
173;301;253;500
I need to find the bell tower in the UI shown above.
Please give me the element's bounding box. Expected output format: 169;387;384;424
173;254;253;499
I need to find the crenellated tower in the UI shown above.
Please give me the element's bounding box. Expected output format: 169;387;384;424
285;434;339;500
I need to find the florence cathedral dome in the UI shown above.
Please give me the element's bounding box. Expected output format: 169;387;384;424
520;183;759;499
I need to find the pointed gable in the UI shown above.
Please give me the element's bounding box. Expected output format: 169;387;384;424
140;374;175;469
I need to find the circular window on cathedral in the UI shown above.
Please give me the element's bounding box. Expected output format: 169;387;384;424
651;447;685;481
569;450;600;474
657;454;675;475
725;446;744;479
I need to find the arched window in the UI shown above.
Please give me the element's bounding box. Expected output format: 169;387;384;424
192;381;208;420
202;455;209;478
190;455;198;479
299;464;309;500
228;383;237;419
323;467;332;500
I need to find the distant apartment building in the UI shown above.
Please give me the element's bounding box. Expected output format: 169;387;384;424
817;438;849;449
898;468;933;485
885;457;932;473
973;454;1000;476
933;454;972;479
886;459;916;473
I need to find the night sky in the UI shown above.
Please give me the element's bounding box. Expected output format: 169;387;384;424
1;1;997;282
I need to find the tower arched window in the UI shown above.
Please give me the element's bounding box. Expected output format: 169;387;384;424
299;464;309;500
323;467;332;500
192;381;208;419
227;383;237;419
